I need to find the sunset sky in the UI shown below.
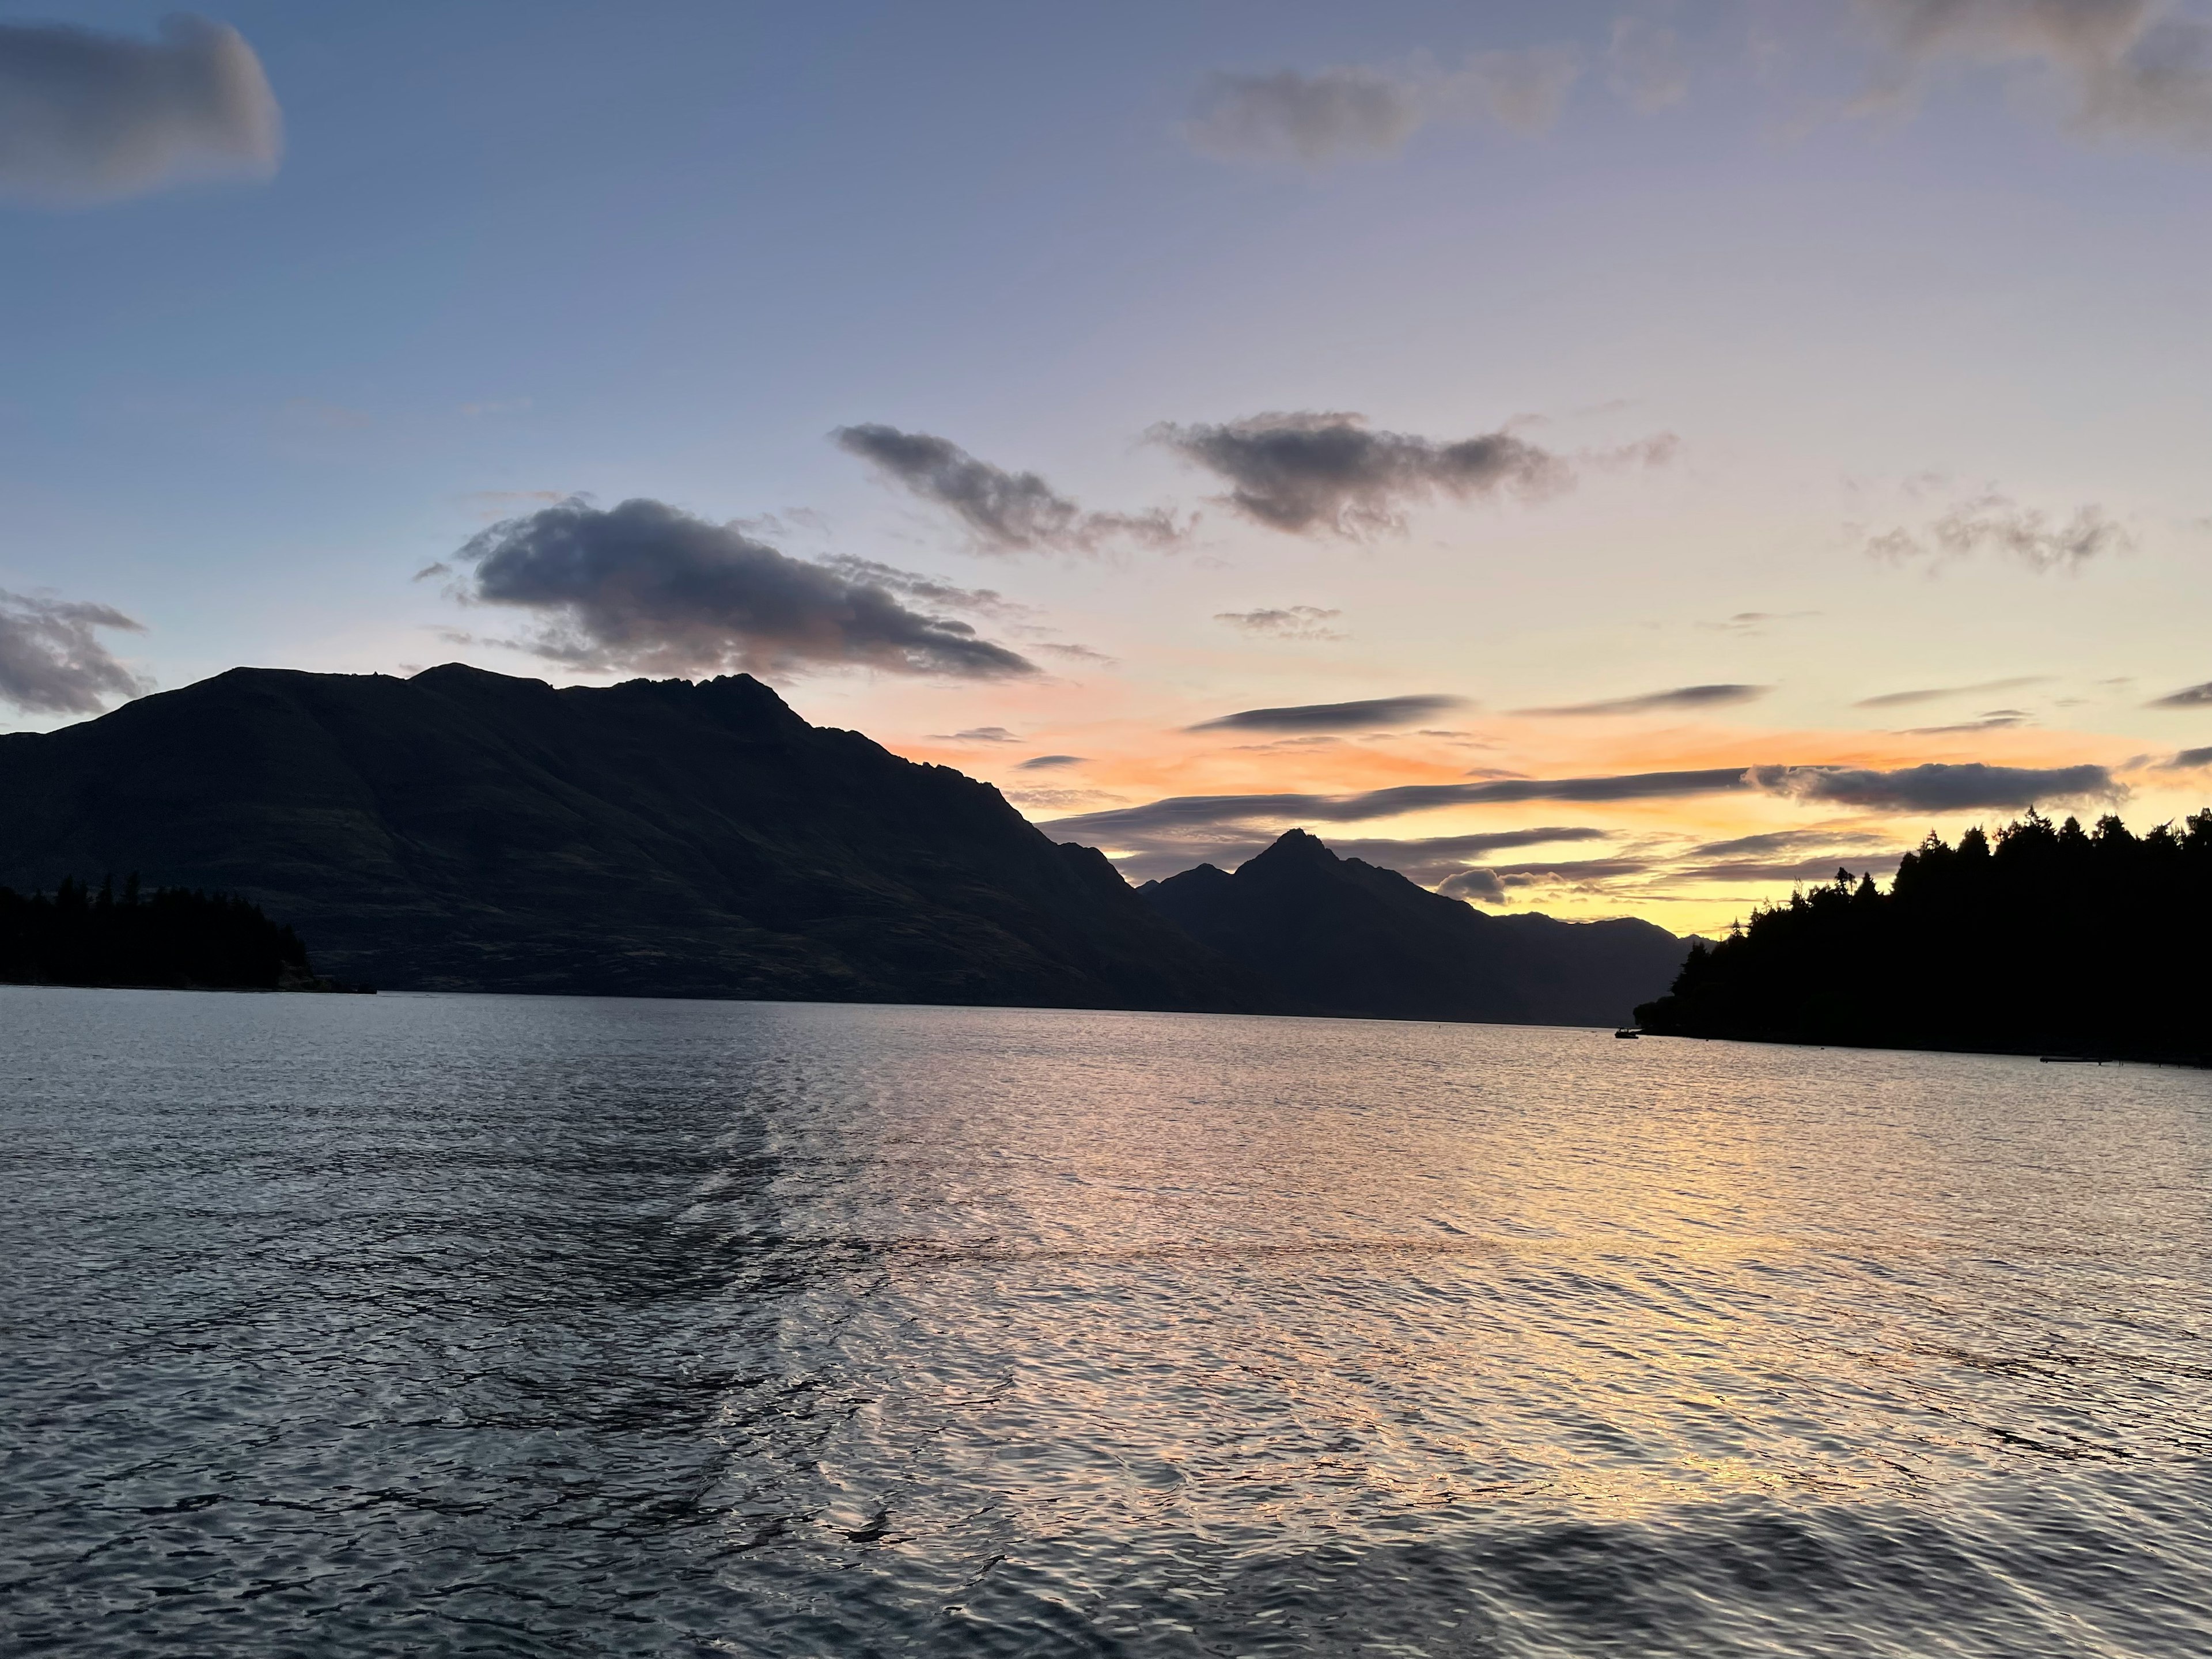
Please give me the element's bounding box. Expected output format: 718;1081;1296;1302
6;0;2212;932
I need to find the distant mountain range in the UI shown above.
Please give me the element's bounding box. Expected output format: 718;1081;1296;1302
0;665;1684;1024
1142;828;1685;1028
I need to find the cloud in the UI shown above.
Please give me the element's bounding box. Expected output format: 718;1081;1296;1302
1862;493;2131;573
1214;605;1346;641
1609;18;1691;110
1324;827;1612;885
1184;47;1583;166
0;589;149;715
938;726;1019;743
1857;0;2212;145
0;14;281;205
1897;711;2033;733
1188;693;1469;733
1698;610;1821;635
2148;679;2212;707
1437;869;1506;903
1747;760;2117;810
813;553;1032;620
1017;754;1086;770
1048;768;1756;847
2161;745;2212;767
452;497;1036;680
1854;675;2050;707
832;424;1177;555
1687;827;1900;861
1513;683;1770;717
1152;411;1579;537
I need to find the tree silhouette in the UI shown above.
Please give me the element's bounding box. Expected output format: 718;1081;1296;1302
1636;809;2212;1062
0;876;326;991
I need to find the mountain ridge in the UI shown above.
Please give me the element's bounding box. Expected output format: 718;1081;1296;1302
1141;827;1686;1028
0;663;1260;1009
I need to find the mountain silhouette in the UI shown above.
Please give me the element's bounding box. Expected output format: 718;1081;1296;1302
1141;828;1686;1027
0;664;1257;1008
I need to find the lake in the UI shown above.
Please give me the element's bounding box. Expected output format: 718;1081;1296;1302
3;987;2209;1657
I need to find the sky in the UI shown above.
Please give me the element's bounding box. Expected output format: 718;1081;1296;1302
4;0;2211;932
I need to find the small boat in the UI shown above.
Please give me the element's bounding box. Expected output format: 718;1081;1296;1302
1614;1027;1641;1039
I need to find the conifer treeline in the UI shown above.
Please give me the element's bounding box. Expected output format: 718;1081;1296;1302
0;877;321;991
1636;809;2212;1062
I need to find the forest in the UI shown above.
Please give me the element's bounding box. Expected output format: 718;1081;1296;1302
1636;809;2212;1063
0;876;334;991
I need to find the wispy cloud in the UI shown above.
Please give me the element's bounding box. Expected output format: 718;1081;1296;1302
1861;492;2133;573
832;424;1178;555
1854;675;2050;708
1184;46;1583;166
1609;18;1690;111
2160;745;2212;768
2148;679;2212;707
0;14;281;205
1896;710;2035;734
1857;0;2212;146
0;590;149;714
1188;694;1469;733
1214;605;1346;641
1017;754;1086;771
935;726;1020;743
1513;683;1770;718
450;497;1036;680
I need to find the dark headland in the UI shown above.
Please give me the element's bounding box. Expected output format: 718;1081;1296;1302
1636;810;2212;1065
0;664;1688;1024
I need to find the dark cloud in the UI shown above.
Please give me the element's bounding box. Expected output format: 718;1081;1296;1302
1330;827;1613;887
1855;675;2050;708
1050;759;2124;880
454;497;1036;680
937;726;1020;743
1859;0;2212;145
1513;683;1770;718
1047;768;1753;847
832;424;1177;555
1214;605;1346;641
0;589;149;715
1748;762;2116;811
0;14;281;204
1687;828;1903;861
1017;754;1086;771
1190;693;1469;733
2148;680;2212;708
1862;494;2132;573
1183;48;1582;166
1150;412;1580;537
2161;746;2212;769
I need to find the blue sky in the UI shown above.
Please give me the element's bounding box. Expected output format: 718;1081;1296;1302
5;1;2211;925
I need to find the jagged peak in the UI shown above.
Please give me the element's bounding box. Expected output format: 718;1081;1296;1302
1241;827;1338;871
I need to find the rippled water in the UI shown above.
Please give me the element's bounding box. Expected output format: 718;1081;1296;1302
3;988;2210;1657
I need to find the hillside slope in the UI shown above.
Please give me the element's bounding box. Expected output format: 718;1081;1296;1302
0;664;1256;1007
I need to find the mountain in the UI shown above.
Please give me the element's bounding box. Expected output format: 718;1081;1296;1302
1140;828;1687;1028
0;664;1257;1009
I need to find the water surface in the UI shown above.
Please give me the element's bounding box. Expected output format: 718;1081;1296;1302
3;988;2209;1655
